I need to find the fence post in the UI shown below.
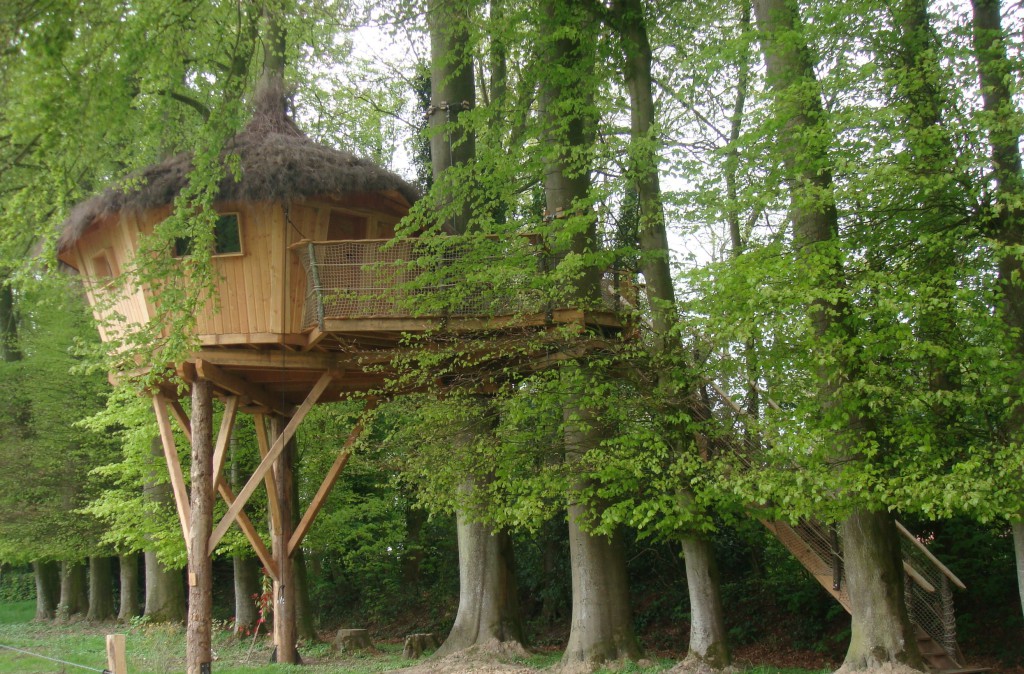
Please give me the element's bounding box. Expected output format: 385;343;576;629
106;634;127;674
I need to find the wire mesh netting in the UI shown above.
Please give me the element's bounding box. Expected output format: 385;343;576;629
294;238;632;329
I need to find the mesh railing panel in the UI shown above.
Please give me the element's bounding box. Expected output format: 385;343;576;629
294;239;630;329
901;537;964;666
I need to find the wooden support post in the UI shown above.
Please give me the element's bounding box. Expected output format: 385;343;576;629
152;396;191;546
105;634;127;674
289;399;378;556
272;416;298;665
208;372;332;552
186;380;215;674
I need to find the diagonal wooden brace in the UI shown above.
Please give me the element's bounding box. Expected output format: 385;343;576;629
211;396;239;489
215;477;278;581
208;372;333;553
253;413;282;534
152;395;192;547
288;398;378;556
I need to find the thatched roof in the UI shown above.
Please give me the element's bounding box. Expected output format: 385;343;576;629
58;85;420;250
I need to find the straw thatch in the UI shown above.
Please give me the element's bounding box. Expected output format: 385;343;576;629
58;84;420;250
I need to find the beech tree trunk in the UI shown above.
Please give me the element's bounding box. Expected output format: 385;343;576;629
752;0;924;670
87;556;115;622
144;436;186;623
969;0;1024;623
32;561;59;620
841;509;921;670
143;551;185;623
118;553;140;621
427;0;476;235
233;554;260;636
537;2;639;669
435;505;524;656
186;380;214;674
561;403;641;670
610;0;732;667
57;560;88;619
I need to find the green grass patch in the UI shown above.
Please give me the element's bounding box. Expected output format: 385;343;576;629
0;602;35;625
0;615;831;673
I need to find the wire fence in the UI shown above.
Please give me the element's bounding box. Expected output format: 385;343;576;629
0;642;112;673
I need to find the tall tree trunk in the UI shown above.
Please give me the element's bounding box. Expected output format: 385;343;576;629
143;552;185;622
87;556;115;622
427;0;476;235
751;0;924;670
969;0;1024;622
538;2;639;669
292;541;316;641
402;507;427;586
841;510;920;670
610;0;731;667
144;437;186;623
57;560;88;620
436;481;524;656
186;380;214;674
233;554;260;636
32;561;59;620
562;402;640;670
118;553;141;622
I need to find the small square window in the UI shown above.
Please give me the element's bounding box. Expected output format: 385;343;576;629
91;250;118;279
174;214;243;257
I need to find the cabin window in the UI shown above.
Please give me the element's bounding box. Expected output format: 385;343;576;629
91;250;118;279
174;213;243;257
328;210;368;240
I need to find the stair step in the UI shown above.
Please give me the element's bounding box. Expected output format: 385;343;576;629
929;668;991;673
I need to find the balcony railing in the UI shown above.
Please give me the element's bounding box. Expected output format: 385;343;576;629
291;238;633;331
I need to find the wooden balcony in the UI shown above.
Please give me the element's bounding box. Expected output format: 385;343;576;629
290;238;632;347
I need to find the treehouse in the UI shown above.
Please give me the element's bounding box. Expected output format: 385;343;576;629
57;100;627;407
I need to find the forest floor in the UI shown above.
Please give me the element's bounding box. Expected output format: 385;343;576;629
0;601;1018;674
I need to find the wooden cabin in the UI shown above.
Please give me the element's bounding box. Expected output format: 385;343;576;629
56;100;626;405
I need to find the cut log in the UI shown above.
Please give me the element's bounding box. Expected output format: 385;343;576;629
403;633;439;659
333;628;373;652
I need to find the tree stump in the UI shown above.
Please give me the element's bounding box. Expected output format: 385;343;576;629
334;628;373;652
403;633;439;659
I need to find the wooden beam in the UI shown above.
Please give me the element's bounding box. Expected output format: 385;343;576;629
214;476;278;581
152;395;191;546
193;349;354;370
167;397;194;442
208;372;333;552
253;413;282;533
195;359;295;417
289;399;378;556
211;396;239;489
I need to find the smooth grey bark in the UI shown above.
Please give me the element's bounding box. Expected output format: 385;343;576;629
32;561;59;620
57;560;88;619
609;0;732;667
752;0;924;670
538;2;639;669
144;437;186;623
435;495;524;656
561;402;641;671
841;510;921;670
118;553;141;621
292;539;316;641
427;0;476;235
232;554;260;635
969;0;1024;622
87;556;115;622
186;380;214;674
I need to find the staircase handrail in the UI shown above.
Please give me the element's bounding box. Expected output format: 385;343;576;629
895;521;967;590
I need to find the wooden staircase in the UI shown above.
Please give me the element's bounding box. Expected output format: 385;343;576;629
698;384;986;673
759;517;986;673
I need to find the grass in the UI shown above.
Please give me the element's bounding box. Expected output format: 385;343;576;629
0;601;830;673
